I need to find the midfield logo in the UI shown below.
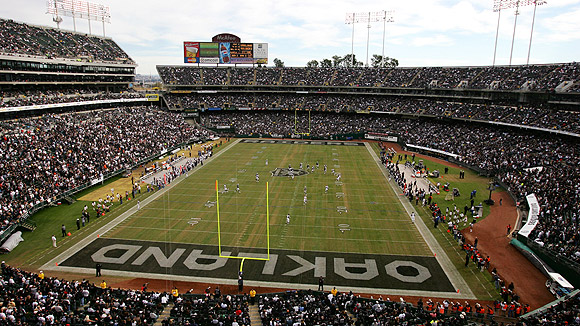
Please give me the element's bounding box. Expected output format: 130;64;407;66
271;168;308;177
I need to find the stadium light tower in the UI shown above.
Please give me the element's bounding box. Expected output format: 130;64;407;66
492;0;546;66
526;0;546;65
46;0;111;37
381;11;395;67
345;11;393;67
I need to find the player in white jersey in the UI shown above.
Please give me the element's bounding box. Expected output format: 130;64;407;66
236;184;240;193
224;184;229;192
286;213;290;224
303;195;307;205
325;185;329;193
304;185;307;194
265;159;268;166
255;173;259;182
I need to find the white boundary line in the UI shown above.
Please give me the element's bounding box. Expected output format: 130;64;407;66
364;142;475;299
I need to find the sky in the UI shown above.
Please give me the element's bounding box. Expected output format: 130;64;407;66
3;0;580;75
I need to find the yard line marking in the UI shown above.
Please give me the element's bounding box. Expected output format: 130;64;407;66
113;225;423;244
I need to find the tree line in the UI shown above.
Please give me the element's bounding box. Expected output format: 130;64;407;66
272;54;398;68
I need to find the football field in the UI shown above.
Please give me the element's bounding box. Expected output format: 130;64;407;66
106;139;430;256
49;139;472;297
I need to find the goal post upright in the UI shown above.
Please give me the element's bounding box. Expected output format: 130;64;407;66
266;181;270;258
308;109;311;134
215;180;222;253
294;108;311;136
294;108;297;135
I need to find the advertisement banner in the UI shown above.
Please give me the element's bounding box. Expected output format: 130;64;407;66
231;57;255;64
145;94;159;101
184;42;199;58
200;57;219;64
519;194;540;238
212;33;241;43
184;42;200;63
365;133;398;142
199;42;219;57
219;42;230;64
253;43;268;58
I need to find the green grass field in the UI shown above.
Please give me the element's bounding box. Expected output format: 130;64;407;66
105;141;431;257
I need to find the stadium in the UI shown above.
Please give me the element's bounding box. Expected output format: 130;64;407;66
1;1;580;325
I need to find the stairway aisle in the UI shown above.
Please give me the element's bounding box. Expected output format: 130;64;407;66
153;303;174;326
249;304;261;325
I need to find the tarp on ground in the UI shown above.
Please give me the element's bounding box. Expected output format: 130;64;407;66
0;231;24;252
510;238;573;289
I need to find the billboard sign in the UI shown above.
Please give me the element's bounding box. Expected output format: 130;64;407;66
145;94;159;101
212;33;241;43
184;41;268;64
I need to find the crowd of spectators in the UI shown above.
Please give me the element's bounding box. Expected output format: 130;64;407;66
0;106;210;231
201;110;580;265
257;290;508;325
2;261;579;325
172;93;580;134
0;19;133;63
258;290;353;325
158;66;201;85
157;63;580;91
168;291;250;325
0;262;166;325
520;292;580;325
0;89;142;108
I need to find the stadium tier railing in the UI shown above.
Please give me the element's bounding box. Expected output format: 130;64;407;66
0;97;149;113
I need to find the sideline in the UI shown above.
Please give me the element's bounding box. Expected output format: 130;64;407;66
364;142;475;299
41;139;241;271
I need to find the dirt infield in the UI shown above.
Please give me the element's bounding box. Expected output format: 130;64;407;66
461;190;554;309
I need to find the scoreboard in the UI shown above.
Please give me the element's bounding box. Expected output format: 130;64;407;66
184;42;268;64
230;43;253;58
